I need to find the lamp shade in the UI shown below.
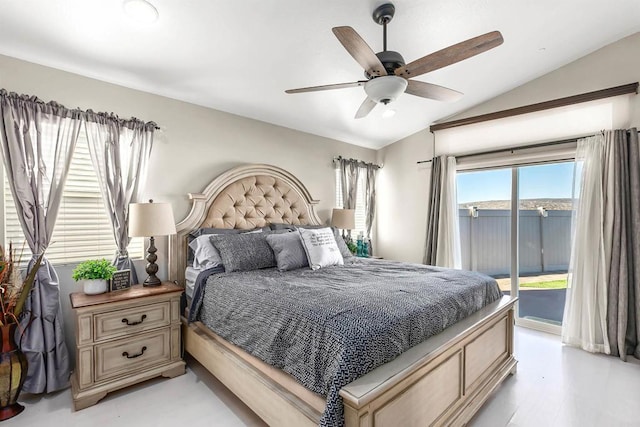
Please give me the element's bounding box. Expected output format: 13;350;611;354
129;201;177;237
331;208;355;230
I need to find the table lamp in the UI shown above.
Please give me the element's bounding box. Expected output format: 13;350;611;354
331;208;355;240
128;200;177;286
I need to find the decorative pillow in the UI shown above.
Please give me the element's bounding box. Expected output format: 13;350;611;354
298;227;344;270
210;232;276;272
188;235;223;270
266;232;309;271
187;227;267;263
295;225;353;259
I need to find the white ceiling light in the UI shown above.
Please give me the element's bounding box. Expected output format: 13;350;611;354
123;0;159;24
382;108;397;119
364;76;408;105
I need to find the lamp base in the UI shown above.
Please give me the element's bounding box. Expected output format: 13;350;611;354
143;275;162;287
143;236;162;287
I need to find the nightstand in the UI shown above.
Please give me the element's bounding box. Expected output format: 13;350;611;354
70;282;185;410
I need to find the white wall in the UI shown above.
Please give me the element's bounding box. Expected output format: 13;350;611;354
0;54;376;365
448;32;640;126
377;31;640;263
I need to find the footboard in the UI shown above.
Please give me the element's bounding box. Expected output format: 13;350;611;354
340;296;517;427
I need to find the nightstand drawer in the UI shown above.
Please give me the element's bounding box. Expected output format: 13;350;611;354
94;302;170;342
95;329;171;382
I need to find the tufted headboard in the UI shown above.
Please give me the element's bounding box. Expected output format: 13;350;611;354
168;164;322;285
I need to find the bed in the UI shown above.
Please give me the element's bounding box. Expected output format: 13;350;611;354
168;163;517;427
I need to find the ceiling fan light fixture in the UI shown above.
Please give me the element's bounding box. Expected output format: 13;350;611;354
382;108;397;119
123;0;159;24
364;76;408;104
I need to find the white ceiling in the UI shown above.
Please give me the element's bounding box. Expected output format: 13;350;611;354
1;1;639;149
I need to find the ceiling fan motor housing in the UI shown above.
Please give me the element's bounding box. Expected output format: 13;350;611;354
364;76;408;104
365;50;406;78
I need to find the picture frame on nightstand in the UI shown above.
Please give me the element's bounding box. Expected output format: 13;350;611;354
109;269;131;292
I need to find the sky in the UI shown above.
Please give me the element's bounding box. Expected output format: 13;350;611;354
457;161;576;204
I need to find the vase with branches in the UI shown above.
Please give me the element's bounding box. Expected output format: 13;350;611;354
0;243;44;420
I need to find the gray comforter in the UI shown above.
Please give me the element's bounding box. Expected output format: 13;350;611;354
193;258;501;427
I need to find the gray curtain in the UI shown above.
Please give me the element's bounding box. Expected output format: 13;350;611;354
84;112;155;285
339;158;360;238
363;163;378;255
424;156;443;265
0;90;78;393
606;128;640;360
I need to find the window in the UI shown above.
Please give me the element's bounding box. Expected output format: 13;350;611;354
335;168;368;237
3;130;144;265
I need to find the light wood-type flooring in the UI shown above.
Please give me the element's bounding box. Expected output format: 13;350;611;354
6;327;639;427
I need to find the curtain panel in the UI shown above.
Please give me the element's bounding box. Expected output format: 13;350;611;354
562;128;640;361
339;157;360;235
84;112;156;285
363;163;378;255
561;133;610;353
424;155;461;269
0;89;76;393
606;129;640;360
337;157;379;253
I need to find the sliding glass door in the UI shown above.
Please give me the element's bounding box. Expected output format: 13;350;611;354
516;162;574;327
457;161;575;332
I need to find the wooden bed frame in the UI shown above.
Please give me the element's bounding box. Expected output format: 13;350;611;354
168;164;517;427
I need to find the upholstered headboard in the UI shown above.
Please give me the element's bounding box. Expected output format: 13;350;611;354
168;164;322;285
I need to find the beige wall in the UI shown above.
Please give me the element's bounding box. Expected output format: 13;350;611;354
0;54;375;364
377;31;640;263
376;129;434;264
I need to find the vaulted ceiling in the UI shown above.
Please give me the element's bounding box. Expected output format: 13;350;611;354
1;1;639;149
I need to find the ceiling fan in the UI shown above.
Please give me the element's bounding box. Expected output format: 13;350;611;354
285;3;504;119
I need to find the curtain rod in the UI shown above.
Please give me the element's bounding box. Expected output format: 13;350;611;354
429;82;638;132
416;137;580;164
0;88;160;130
333;156;382;169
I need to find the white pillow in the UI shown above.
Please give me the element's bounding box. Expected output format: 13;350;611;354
298;227;344;270
189;235;223;269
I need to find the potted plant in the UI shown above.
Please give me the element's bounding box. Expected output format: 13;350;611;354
72;259;117;295
0;243;45;420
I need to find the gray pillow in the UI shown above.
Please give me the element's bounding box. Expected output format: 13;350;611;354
188;226;268;239
331;229;354;259
187;227;268;262
266;232;309;271
210;232;276;272
269;223;295;231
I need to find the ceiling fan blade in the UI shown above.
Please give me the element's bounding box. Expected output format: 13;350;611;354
395;31;504;78
285;81;367;94
355;97;377;119
332;26;387;77
405;80;463;102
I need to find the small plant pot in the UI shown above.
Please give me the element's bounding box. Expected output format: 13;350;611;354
83;279;108;295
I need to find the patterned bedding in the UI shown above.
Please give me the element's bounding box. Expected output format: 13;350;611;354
190;257;501;427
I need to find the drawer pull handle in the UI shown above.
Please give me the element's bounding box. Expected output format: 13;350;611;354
122;346;147;359
122;314;147;326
